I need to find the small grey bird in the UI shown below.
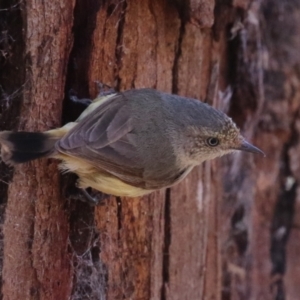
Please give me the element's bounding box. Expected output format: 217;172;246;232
0;88;264;197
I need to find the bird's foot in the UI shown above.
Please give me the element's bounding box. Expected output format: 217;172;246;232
79;188;110;206
68;89;92;106
65;179;109;206
94;81;116;97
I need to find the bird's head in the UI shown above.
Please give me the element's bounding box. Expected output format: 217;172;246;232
182;108;264;165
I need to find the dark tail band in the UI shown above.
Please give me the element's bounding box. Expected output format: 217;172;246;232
0;131;58;165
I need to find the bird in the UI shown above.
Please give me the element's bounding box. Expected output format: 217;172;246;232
0;88;264;198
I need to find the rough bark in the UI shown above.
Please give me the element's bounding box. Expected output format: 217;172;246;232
0;0;299;300
0;0;75;299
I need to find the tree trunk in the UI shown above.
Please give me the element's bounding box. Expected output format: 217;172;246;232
0;0;299;299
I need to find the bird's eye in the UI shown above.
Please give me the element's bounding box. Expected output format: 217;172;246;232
206;137;219;147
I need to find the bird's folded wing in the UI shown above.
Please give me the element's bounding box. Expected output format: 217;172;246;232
56;94;147;187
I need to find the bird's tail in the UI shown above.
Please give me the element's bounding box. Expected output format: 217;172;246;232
0;131;59;165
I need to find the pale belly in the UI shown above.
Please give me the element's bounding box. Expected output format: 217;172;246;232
55;153;152;197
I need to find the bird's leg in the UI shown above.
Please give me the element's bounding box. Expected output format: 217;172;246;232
68;89;93;106
64;174;109;206
94;81;116;97
68;82;116;107
79;188;109;206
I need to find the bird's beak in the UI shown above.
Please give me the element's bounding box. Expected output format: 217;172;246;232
237;140;265;156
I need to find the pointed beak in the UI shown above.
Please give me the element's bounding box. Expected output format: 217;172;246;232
237;140;265;156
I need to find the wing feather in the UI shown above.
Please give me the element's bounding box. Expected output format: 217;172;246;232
57;94;146;186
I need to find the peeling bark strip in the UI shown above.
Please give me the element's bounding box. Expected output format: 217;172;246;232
0;0;300;299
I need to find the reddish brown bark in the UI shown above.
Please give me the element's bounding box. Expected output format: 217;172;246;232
1;1;75;299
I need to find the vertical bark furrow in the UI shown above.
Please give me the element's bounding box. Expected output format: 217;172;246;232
160;189;171;300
